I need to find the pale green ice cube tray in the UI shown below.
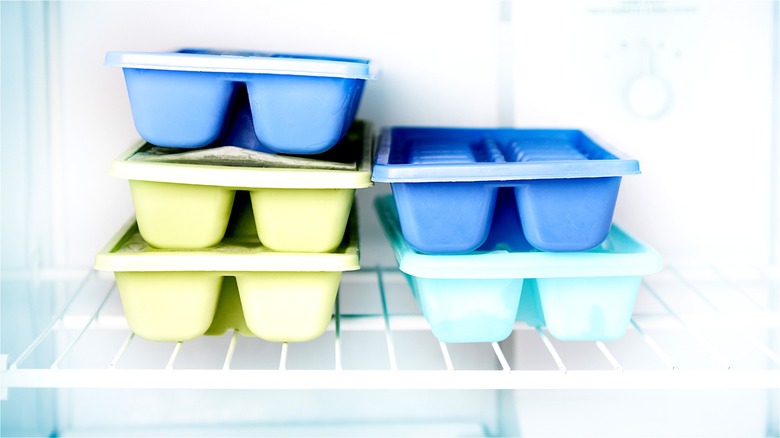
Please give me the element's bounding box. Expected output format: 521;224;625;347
110;120;372;252
93;204;359;343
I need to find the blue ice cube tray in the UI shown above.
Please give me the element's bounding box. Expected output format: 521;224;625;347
372;127;640;253
375;194;662;343
105;49;377;154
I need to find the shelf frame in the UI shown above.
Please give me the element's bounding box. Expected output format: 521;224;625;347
2;264;780;396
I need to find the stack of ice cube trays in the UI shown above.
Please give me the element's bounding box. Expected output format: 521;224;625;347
372;127;663;343
94;49;376;342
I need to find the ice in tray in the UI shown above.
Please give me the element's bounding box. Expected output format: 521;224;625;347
371;127;640;253
110;121;373;252
105;49;377;153
93;206;360;343
375;194;662;343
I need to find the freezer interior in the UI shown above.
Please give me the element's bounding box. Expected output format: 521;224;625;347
2;1;779;436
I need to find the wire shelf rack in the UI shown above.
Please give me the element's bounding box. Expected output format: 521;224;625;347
2;263;779;394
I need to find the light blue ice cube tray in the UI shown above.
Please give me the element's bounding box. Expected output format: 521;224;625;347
372;127;640;253
105;49;377;154
375;194;662;343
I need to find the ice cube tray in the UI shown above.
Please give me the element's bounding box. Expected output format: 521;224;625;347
375;194;662;343
110;120;373;252
372;127;640;253
93;207;359;343
105;49;376;153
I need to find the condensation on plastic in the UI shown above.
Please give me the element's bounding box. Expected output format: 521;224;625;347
110;121;373;252
93;207;359;343
375;195;662;343
372;127;640;253
105;49;377;153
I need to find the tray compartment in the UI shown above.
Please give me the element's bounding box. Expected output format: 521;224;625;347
235;271;342;343
391;182;498;254
515;177;622;252
114;271;223;342
129;180;236;249
122;69;235;148
405;275;524;343
249;188;355;253
532;276;642;341
246;74;365;154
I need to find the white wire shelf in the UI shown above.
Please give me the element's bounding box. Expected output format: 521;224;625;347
2;263;779;393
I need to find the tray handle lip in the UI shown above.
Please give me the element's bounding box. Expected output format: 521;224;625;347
104;50;376;80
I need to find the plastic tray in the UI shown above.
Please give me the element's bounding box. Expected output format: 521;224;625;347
93;206;359;343
372;127;640;253
110;121;373;252
375;194;662;343
105;49;377;153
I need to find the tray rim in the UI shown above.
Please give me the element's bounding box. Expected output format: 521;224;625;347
93;208;360;273
109;121;374;190
105;49;377;80
372;127;640;183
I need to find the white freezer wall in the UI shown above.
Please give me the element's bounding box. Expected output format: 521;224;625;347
3;0;777;271
511;1;779;265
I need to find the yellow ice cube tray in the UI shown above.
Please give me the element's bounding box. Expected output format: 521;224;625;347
93;204;359;343
110;120;372;252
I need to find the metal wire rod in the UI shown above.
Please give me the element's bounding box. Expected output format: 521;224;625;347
630;318;677;369
166;342;182;370
708;264;772;311
108;331;135;369
668;266;780;367
222;330;239;371
376;267;399;371
536;328;566;372
334;291;343;371
50;283;116;370
439;342;454;371
595;341;623;372
643;281;735;369
492;342;511;372
10;270;97;369
279;343;289;371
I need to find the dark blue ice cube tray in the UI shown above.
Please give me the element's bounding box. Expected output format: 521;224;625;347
372;127;640;253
